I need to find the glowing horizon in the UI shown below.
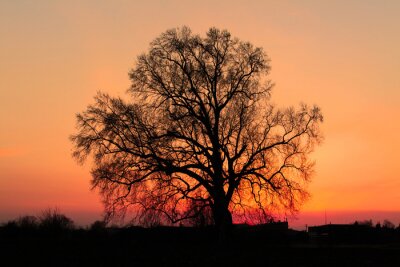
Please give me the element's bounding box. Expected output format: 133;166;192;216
1;1;399;226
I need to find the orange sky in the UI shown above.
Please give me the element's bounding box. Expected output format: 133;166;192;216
1;0;399;227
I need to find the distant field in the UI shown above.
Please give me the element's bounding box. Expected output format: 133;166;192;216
1;226;400;266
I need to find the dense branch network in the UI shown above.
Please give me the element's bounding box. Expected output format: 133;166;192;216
71;27;323;227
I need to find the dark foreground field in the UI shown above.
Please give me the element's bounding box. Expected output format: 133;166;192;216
1;226;400;266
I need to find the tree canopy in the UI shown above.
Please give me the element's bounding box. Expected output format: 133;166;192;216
71;27;323;235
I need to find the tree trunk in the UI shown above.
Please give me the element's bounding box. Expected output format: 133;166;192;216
212;199;233;244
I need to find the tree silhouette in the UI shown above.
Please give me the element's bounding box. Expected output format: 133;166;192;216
39;208;75;231
71;27;323;240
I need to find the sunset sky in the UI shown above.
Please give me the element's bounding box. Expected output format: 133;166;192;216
1;0;399;228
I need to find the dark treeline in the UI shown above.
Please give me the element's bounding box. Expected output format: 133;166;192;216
1;210;400;266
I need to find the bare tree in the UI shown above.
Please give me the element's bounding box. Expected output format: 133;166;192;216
71;27;323;240
39;208;74;231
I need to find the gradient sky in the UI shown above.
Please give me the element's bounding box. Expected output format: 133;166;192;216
1;0;399;228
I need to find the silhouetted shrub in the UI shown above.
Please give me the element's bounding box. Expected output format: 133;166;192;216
2;220;17;229
39;208;74;231
383;219;395;229
16;215;38;229
356;219;373;227
90;220;107;231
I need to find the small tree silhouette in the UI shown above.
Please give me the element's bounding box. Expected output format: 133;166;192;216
383;219;395;229
90;220;107;231
39;208;74;231
16;215;38;229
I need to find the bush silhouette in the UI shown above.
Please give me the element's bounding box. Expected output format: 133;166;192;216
16;215;38;229
39;209;74;231
383;220;395;229
90;220;107;231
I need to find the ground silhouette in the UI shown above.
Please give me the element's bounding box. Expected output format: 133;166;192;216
1;212;400;266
